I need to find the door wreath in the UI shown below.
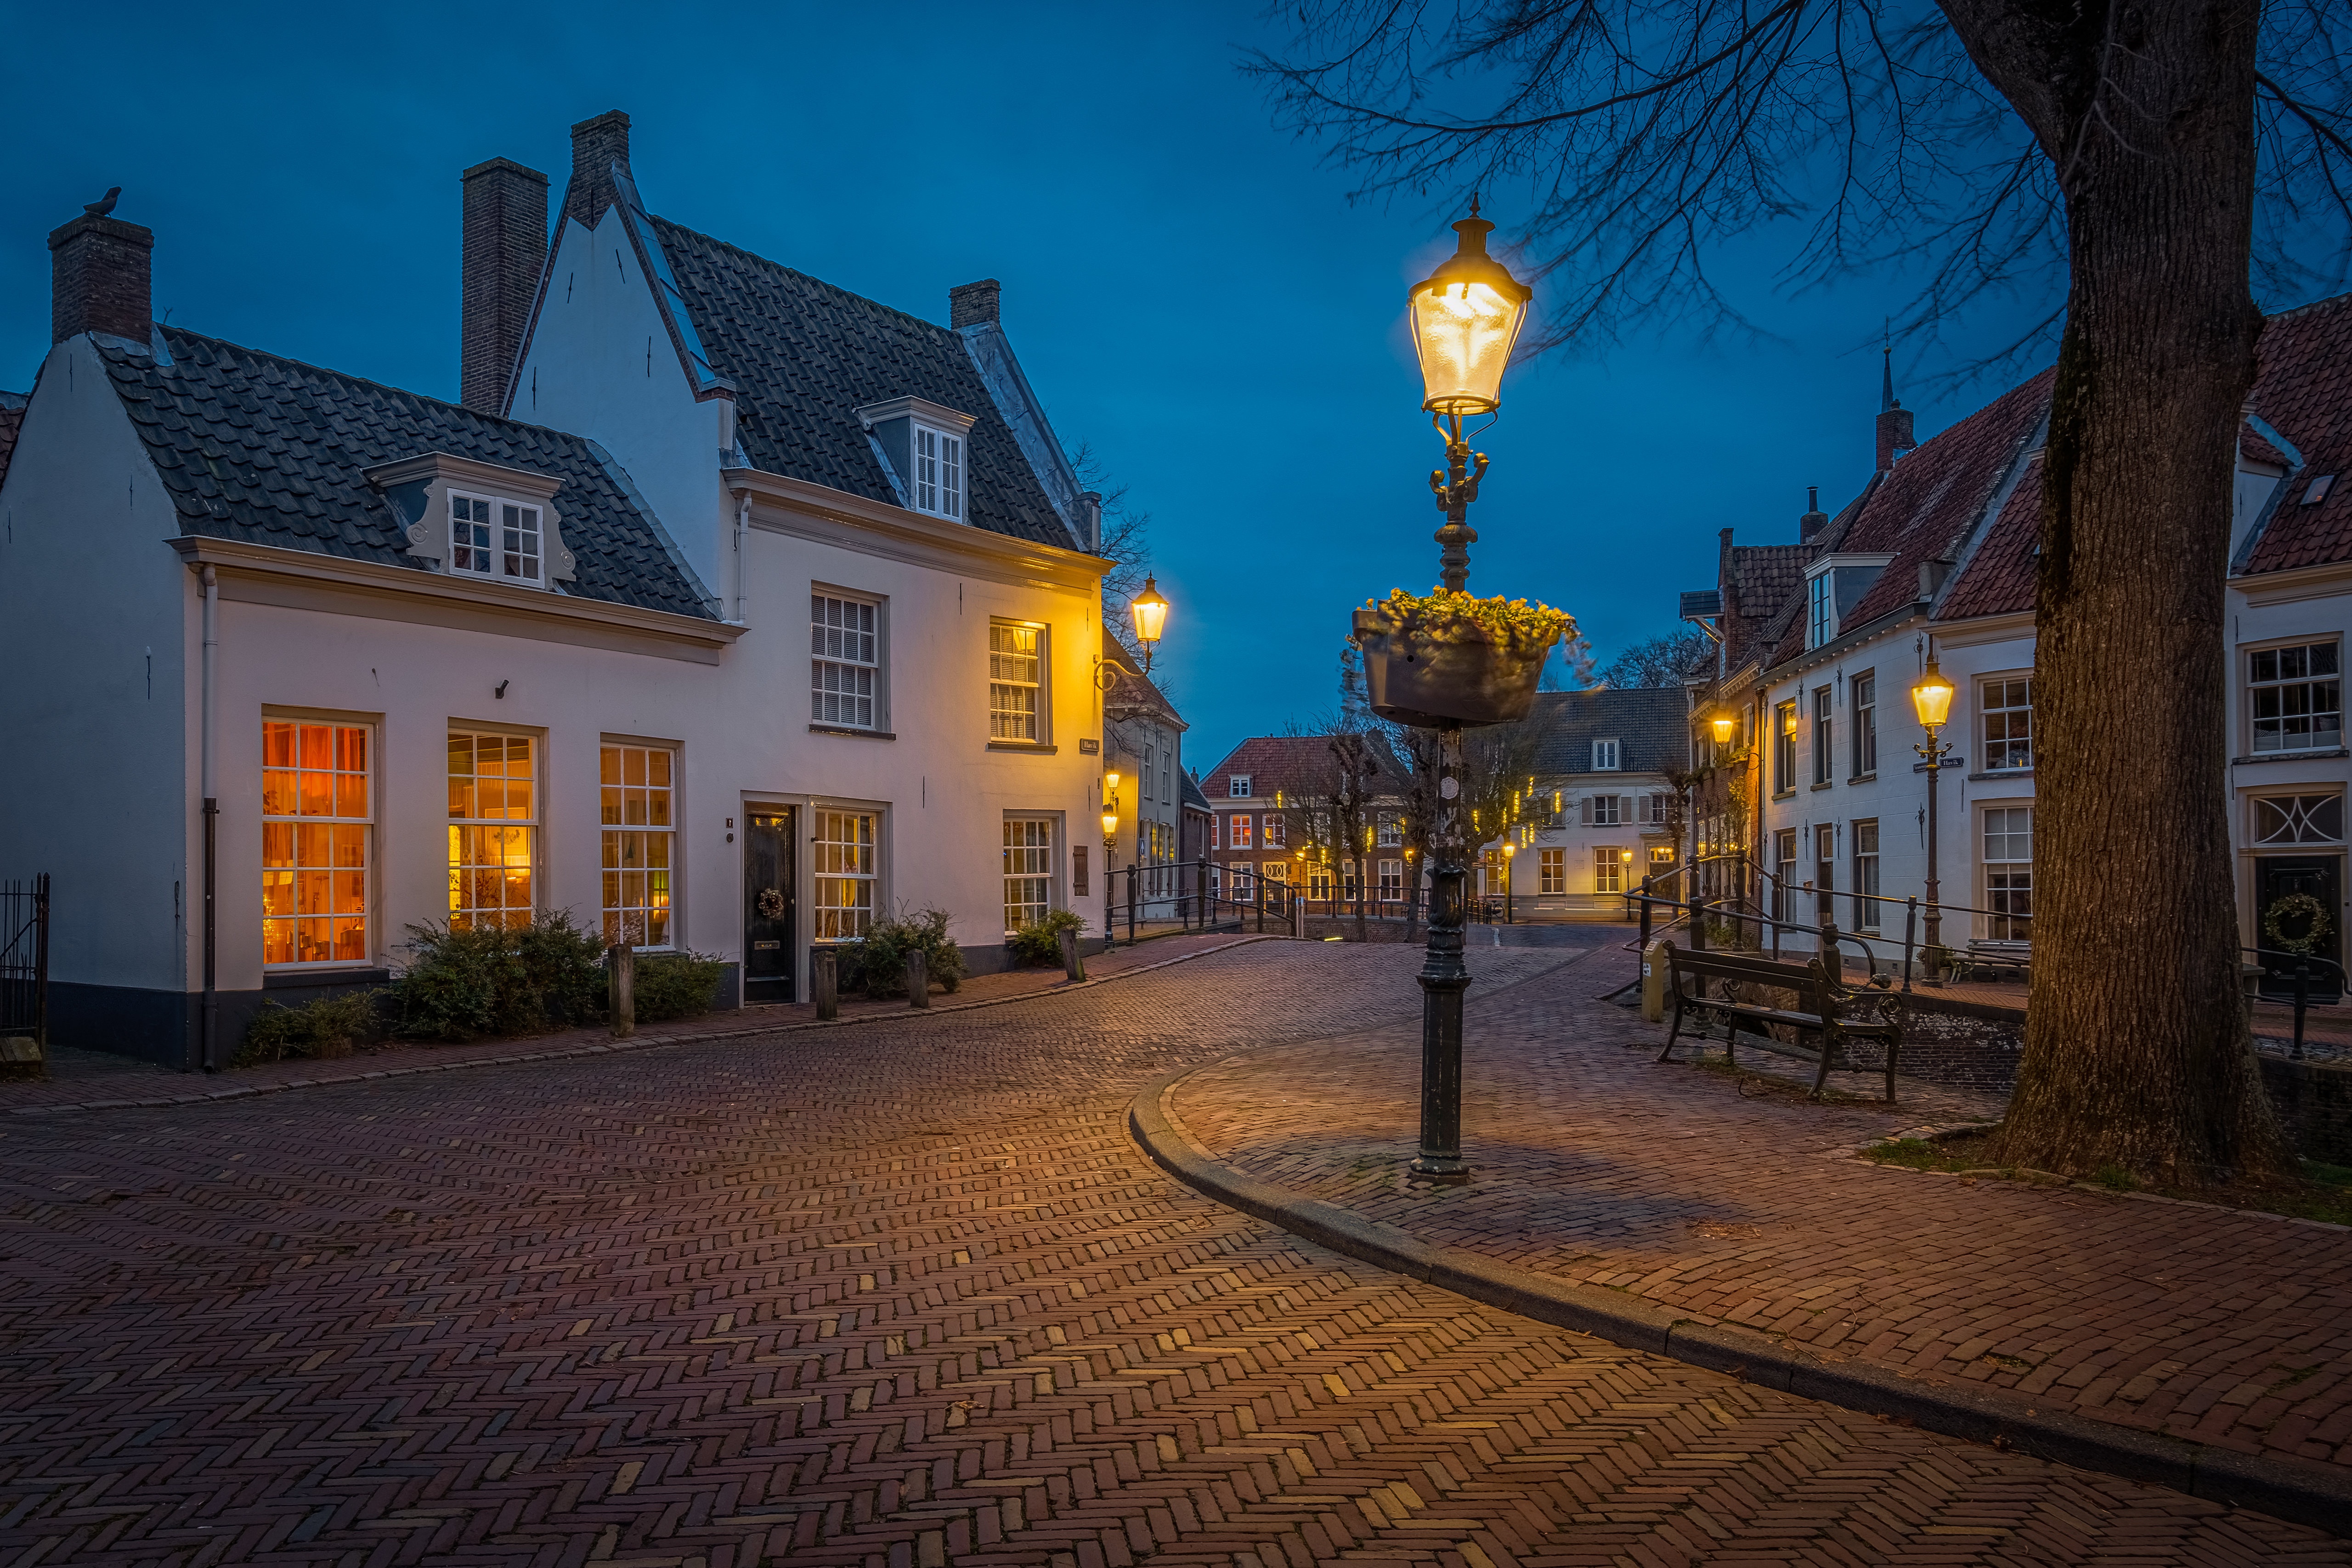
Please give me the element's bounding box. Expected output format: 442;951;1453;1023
756;887;786;921
2262;890;2330;955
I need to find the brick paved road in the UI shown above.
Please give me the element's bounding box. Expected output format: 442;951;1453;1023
0;941;2341;1566
1169;943;2352;1483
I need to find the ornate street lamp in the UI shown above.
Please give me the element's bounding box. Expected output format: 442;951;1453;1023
1911;652;1958;966
1129;577;1170;673
1501;841;1516;925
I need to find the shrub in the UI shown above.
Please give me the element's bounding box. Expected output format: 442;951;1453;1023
632;951;730;1022
838;908;967;999
237;987;382;1066
1009;908;1087;967
392;911;606;1040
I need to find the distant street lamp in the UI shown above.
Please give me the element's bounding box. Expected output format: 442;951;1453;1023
1398;202;1533;1186
1502;842;1516;925
1911;653;1958;964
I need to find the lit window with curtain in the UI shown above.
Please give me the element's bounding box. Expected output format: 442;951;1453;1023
989;621;1043;742
448;732;536;930
600;744;674;948
812;809;876;940
262;719;370;965
1003;818;1054;933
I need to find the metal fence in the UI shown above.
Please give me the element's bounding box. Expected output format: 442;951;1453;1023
0;874;51;1044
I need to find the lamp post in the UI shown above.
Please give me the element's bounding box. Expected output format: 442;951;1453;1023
1502;842;1516;925
1910;652;1957;966
1102;777;1121;948
1401;201;1532;1186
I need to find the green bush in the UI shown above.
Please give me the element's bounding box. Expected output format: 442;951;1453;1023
1009;908;1087;967
838;908;967;999
237;987;383;1066
392;911;606;1040
632;951;730;1022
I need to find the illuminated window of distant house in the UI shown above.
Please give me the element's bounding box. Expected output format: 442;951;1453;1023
448;731;536;931
1538;848;1566;896
1230;813;1254;850
600;743;674;948
1594;847;1624;895
813;809;877;940
262;719;370;966
1261;813;1285;847
989;621;1044;742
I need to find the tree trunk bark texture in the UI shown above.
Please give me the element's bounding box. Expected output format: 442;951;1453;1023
1941;0;2290;1183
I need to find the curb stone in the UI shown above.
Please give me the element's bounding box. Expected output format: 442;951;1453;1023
1131;1067;2352;1539
11;935;1282;1120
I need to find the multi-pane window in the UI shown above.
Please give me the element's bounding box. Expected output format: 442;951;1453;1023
1644;792;1669;825
1229;775;1252;797
2250;642;2342;753
1853;819;1880;931
1650;846;1677;865
812;594;880;729
912;425;964;519
1230;813;1254;849
1003;818;1054;933
1852;673;1877;777
1774;828;1798;923
1262;814;1285;847
1592;739;1621;771
1983;806;2034;939
449;492;542;582
1161;748;1172;803
1308;864;1333;900
600;744;674;948
2253;793;2346;845
1983;677;2034;771
1377;812;1402;847
1538;848;1566;896
448;732;535;931
1342;860;1361;901
1807;574;1833;648
988;622;1043;742
1814;824;1837;924
1379;860;1403;900
1594;848;1623;895
812;809;876;940
1141;741;1155;802
262;720;370;966
1588;794;1622;827
1813;687;1834;784
1773;702;1798;793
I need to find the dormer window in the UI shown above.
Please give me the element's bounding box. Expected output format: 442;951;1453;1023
1802;553;1898;651
1807;575;1833;648
913;424;964;520
450;492;543;583
1229;775;1253;798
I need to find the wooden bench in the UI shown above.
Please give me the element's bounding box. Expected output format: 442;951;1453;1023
1657;941;1906;1101
1955;938;2032;983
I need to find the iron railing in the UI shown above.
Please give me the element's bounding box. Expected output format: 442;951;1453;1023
0;874;51;1045
1102;858;1300;948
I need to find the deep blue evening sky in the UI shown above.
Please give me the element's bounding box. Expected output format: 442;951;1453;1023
2;1;2029;768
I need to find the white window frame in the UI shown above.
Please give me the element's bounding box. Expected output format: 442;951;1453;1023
448;489;545;585
1538;847;1566;896
1852;671;1878;777
812;808;879;942
1807;574;1833;649
1592;739;1621;771
1981;804;2034;940
1230;813;1255;850
262;716;373;969
1853;818;1880;931
1593;847;1624;896
1003;816;1057;934
1982;676;2035;772
910;423;965;521
2249;639;2343;755
600;742;677;950
1813;686;1834;785
2251;792;2345;846
1229;775;1253;798
988;620;1047;745
812;591;882;732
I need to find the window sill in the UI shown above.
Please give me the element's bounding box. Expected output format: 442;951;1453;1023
1968;768;2035;783
1849;773;1877;785
809;724;895;740
1772;790;1796;801
987;742;1058;755
264;965;390;988
1810;781;1834;791
2233;748;2349;765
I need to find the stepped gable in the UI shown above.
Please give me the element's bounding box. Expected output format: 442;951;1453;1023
648;217;1075;550
1524;688;1688;777
1770;370;2054;667
93;328;714;619
2243;292;2352;575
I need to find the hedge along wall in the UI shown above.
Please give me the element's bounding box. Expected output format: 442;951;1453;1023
2259;1055;2352;1167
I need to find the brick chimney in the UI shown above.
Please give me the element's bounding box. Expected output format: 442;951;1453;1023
1798;485;1828;542
564;110;632;229
1876;343;1915;471
460;158;549;415
949;279;1001;329
49;212;153;345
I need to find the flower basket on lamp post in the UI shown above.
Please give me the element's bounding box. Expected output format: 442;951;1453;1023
1352;589;1563;729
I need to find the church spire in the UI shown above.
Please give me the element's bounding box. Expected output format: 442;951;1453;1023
1875;325;1915;471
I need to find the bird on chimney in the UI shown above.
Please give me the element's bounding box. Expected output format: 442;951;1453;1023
83;187;121;217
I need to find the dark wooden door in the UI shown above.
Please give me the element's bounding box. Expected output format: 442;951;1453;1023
2256;854;2342;1004
744;810;795;1004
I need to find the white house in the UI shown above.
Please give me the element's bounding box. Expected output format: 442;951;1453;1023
0;111;1119;1068
1496;689;1686;915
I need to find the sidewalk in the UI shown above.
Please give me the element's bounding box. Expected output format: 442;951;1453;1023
1155;942;2352;1489
6;931;1264;1116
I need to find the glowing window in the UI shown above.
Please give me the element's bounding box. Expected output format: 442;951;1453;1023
812;809;876;941
989;622;1043;742
261;720;370;966
599;744;674;948
448;731;536;931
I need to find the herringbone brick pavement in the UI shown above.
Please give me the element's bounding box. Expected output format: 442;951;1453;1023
1168;943;2352;1485
0;941;2338;1566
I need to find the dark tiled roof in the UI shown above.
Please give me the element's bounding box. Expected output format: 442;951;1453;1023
1200;734;1404;804
2242;422;2290;471
93;329;714;620
1524;688;1689;777
1773;371;2053;665
1180;769;1213;814
2243;293;2352;575
1937;455;2041;620
1724;542;1810;670
650;218;1076;550
0;392;23;493
1101;626;1183;728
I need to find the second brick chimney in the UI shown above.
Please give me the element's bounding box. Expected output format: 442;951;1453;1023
949;279;1001;329
565;111;632;229
460;158;549;415
50;212;153;345
1798;485;1828;542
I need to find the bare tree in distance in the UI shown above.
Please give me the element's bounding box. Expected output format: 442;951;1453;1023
1601;628;1714;691
1071;442;1156;662
1253;1;2352;1186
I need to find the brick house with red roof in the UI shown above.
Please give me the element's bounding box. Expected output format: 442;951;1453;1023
1682;299;2352;982
1198;735;1408;908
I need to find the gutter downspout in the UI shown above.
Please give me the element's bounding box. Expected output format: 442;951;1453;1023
732;491;750;623
201;565;219;1073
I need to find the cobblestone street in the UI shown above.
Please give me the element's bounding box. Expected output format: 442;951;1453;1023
0;940;2341;1566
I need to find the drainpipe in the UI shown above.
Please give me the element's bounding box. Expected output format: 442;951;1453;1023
201;565;219;1073
732;492;750;623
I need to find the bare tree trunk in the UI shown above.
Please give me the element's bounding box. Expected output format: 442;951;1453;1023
1944;0;2291;1184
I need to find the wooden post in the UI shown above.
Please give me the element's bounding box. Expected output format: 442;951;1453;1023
906;948;929;1009
609;943;635;1039
813;948;838;1021
1058;925;1086;981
